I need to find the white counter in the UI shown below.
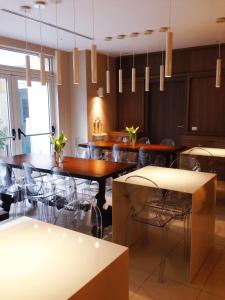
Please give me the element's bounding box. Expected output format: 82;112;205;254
0;217;128;300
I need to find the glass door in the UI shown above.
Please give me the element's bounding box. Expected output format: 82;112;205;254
0;76;16;157
14;78;53;155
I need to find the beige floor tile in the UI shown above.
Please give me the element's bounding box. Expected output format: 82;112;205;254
197;292;225;300
202;250;225;297
164;242;224;289
129;266;151;297
132;272;200;300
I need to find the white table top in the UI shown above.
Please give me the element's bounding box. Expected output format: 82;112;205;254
114;166;216;194
182;147;225;158
0;217;127;300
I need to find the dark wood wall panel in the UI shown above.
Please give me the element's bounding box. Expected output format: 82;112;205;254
118;79;145;132
189;75;225;134
149;79;186;144
117;43;225;145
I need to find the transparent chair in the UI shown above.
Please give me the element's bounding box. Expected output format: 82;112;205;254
53;167;102;237
125;175;176;282
22;162;56;222
137;147;152;168
138;137;151;144
160;138;175;146
186;147;216;174
0;159;24;217
75;146;89;159
87;142;103;160
111;144;128;162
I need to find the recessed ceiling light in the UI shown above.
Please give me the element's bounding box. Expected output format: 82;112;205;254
20;5;32;12
216;17;225;23
117;34;126;39
34;1;46;9
144;29;154;35
159;26;170;32
51;0;63;4
104;36;113;41
130;32;140;37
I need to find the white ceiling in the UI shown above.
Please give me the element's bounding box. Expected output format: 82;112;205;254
0;0;224;56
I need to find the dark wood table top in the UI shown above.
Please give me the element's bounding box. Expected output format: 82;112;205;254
79;141;186;153
3;154;135;181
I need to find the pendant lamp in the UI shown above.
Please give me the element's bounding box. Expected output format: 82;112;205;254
165;0;173;78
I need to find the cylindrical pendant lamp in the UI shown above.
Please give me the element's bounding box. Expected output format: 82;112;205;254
165;31;173;77
132;67;136;93
145;66;150;92
73;47;79;84
56;50;62;85
91;44;97;83
25;55;31;87
40;52;46;85
215;58;222;88
106;70;110;94
119;69;123;93
160;65;165;91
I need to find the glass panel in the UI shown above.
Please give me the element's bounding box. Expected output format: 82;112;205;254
0;49;51;71
18;80;51;155
0;78;11;156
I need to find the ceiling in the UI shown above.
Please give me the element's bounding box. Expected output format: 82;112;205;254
0;0;224;56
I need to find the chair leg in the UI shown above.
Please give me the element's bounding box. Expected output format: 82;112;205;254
159;227;167;283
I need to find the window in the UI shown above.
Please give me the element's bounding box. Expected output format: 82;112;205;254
0;48;51;71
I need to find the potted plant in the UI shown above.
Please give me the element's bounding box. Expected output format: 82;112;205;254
125;126;139;146
50;131;67;164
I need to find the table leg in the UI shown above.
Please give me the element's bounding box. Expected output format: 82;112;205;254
93;179;112;237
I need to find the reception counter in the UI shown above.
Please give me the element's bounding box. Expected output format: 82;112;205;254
0;217;128;300
112;166;216;281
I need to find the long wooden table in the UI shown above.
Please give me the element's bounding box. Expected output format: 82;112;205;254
113;166;217;281
79;141;186;165
2;154;135;231
0;217;129;300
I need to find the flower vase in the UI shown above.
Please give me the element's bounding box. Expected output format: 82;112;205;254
129;134;136;147
55;151;64;164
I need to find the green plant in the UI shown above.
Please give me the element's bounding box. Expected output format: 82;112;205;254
50;131;67;153
125;126;139;137
0;120;7;151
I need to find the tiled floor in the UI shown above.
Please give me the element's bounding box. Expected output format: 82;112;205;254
3;188;225;300
129;199;225;300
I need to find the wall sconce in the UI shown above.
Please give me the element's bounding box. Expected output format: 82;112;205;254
97;87;104;98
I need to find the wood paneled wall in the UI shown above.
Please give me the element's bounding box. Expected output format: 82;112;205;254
117;44;225;145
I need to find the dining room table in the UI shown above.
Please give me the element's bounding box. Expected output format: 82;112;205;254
78;141;186;166
2;154;136;234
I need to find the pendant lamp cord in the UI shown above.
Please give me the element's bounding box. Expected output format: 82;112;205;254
55;2;59;50
92;0;95;41
120;51;122;69
169;0;172;29
161;32;164;64
218;24;221;58
107;51;109;70
73;0;76;48
24;10;28;51
133;49;135;67
39;6;43;53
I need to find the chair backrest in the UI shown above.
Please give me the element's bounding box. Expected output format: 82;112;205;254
124;175;165;211
160;138;175;146
22;162;44;196
87;142;102;160
75;147;89;159
137;147;151;167
169;157;201;172
0;159;13;188
112;144;128;162
186;147;216;173
138;137;151;144
51;167;77;203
